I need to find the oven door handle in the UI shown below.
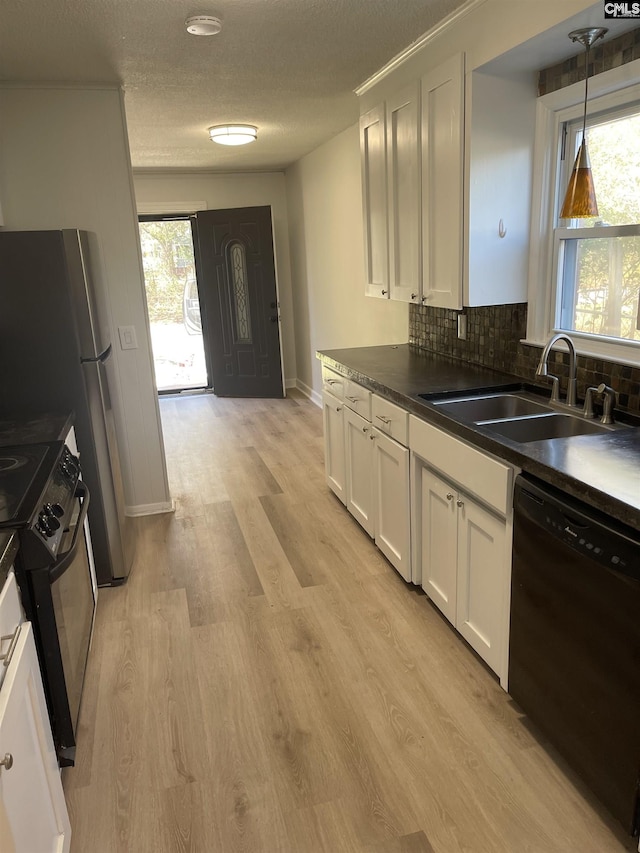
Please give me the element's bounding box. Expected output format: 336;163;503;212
49;482;91;583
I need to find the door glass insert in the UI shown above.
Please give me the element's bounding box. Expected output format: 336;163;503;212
138;219;208;391
230;242;252;343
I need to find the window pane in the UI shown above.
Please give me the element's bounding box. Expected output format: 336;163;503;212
560;236;640;341
230;243;252;344
587;114;640;227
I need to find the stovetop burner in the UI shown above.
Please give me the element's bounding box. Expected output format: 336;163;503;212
0;443;51;524
0;454;30;472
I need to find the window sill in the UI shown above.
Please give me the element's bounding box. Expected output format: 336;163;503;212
521;337;640;368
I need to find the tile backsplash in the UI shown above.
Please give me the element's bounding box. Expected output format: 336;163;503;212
409;303;640;416
538;26;640;96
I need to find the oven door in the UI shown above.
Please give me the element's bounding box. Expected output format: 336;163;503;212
31;481;94;765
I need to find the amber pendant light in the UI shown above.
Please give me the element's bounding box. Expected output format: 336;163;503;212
560;27;608;220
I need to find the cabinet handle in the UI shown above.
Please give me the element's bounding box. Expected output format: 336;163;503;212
0;626;21;668
370;434;376;441
326;378;337;385
446;493;454;501
362;427;369;433
336;406;342;412
346;395;359;403
375;415;391;424
411;292;418;300
0;753;13;771
456;499;464;508
421;294;431;303
381;289;388;295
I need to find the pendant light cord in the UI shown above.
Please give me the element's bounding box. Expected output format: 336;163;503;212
582;43;590;144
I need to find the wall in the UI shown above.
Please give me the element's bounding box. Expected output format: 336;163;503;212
0;84;171;514
133;171;297;386
285;124;408;397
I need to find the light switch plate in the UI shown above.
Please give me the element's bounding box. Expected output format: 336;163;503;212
118;325;138;350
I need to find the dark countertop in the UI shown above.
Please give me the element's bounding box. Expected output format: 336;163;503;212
0;412;74;447
318;345;640;532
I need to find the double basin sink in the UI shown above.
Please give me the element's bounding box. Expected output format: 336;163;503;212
425;390;625;444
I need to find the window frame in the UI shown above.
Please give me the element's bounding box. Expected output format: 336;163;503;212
526;59;640;366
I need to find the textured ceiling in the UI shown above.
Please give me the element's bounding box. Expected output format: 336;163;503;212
0;0;468;171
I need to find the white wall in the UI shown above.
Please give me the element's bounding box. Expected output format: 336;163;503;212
133;171;297;386
285;124;408;396
0;84;171;514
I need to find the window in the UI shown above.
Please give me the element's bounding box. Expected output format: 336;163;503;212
528;64;640;365
554;104;640;344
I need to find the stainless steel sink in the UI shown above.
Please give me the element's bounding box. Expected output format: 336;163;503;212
433;392;551;421
429;390;628;444
481;413;614;443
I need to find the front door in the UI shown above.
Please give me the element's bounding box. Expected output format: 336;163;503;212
193;206;284;398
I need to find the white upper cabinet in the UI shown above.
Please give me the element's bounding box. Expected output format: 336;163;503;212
463;70;534;306
421;53;464;310
359;49;534;309
360;104;389;299
386;82;421;304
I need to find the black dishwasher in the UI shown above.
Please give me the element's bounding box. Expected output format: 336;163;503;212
509;474;640;837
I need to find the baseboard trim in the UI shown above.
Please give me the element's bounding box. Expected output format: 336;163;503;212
295;379;322;408
126;499;175;517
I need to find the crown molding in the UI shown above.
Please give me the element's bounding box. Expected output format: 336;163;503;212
354;0;487;96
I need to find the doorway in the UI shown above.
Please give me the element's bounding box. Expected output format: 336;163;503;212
138;216;208;392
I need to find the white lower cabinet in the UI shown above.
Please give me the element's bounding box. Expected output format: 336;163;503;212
320;377;515;684
322;390;346;504
409;414;514;684
417;463;507;673
455;492;507;677
344;405;375;536
417;466;458;622
322;384;412;579
373;428;411;580
0;574;71;853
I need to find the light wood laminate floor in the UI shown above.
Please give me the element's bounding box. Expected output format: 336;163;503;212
64;390;635;852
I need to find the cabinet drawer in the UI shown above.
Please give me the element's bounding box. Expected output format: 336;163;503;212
409;415;512;515
322;366;346;400
372;395;409;446
344;380;372;422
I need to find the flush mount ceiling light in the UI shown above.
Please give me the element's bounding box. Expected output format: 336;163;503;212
185;15;222;36
208;124;258;146
559;26;608;219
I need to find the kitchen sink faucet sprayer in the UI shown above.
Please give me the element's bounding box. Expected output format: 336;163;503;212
536;333;578;407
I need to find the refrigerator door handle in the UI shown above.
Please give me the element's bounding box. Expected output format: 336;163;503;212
81;343;112;364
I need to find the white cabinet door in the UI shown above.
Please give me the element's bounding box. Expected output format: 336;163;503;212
322;390;346;504
456;496;507;676
419;466;457;623
421;53;464;310
373;428;411;581
0;622;71;853
360;104;389;299
344;406;374;537
386;82;421;304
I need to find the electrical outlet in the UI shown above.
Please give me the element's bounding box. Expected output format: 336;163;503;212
457;313;467;340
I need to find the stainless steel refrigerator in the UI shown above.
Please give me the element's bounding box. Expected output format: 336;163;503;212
0;229;135;585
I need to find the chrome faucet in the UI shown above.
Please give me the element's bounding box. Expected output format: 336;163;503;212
535;333;578;407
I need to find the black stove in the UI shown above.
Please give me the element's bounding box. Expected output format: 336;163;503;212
0;442;80;567
0;439;92;766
